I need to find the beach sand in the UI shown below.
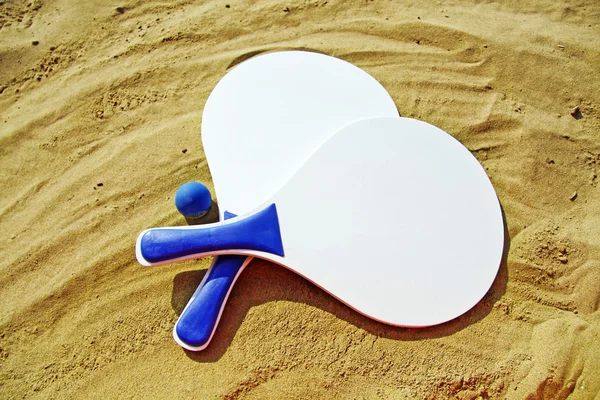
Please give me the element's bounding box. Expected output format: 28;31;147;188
1;0;599;398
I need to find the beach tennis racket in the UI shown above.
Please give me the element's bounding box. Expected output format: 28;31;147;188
172;51;399;351
138;117;504;328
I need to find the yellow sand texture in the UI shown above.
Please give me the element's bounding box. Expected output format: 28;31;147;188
1;1;600;399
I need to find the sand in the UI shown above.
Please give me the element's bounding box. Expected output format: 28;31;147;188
1;0;599;398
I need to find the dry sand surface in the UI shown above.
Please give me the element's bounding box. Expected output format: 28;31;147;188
1;0;600;398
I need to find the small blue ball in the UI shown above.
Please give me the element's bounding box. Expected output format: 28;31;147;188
175;182;212;219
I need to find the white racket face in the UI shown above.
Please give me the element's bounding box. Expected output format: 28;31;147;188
228;117;504;327
201;50;399;216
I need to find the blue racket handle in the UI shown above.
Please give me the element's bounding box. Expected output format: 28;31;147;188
174;211;245;350
138;204;284;264
174;254;248;349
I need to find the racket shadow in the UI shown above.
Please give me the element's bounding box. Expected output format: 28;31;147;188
171;207;509;362
226;47;329;70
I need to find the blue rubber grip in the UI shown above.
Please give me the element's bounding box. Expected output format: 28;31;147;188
140;203;284;264
175;254;247;348
174;211;243;349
